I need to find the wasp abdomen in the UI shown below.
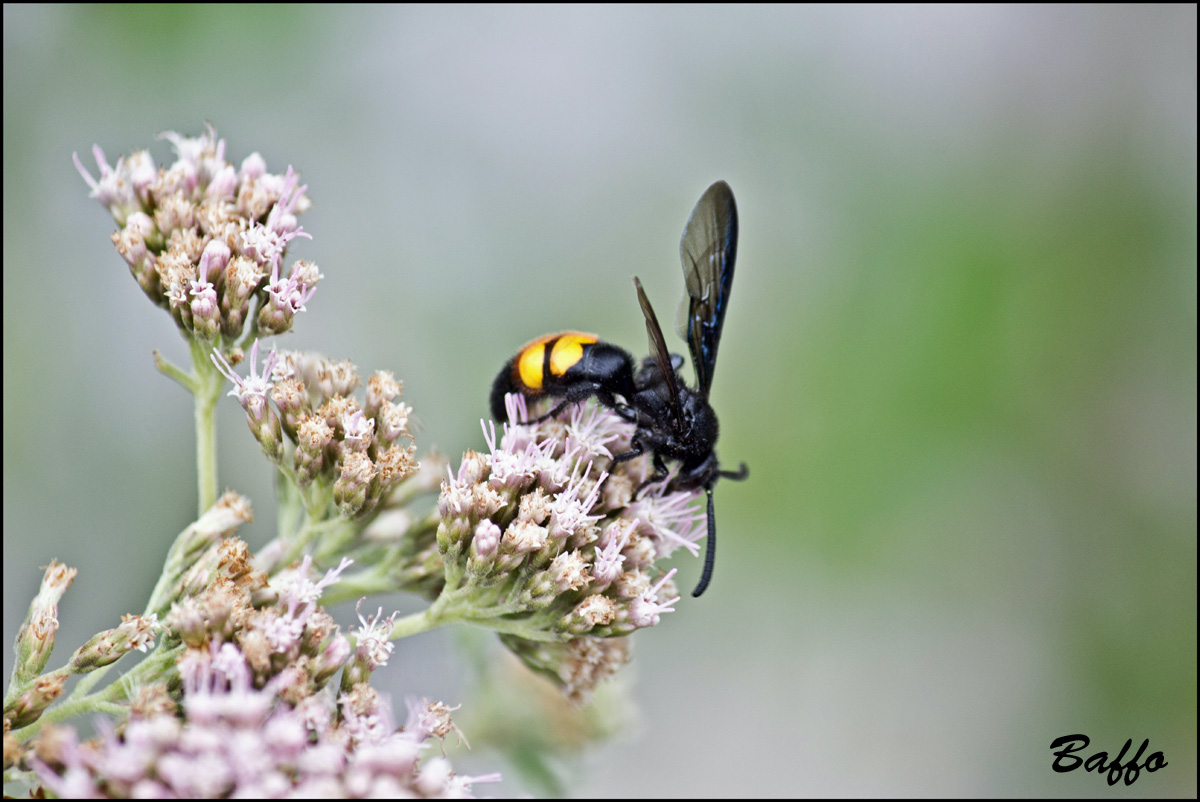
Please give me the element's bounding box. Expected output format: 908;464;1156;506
490;332;637;422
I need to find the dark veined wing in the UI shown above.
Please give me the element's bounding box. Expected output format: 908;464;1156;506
676;181;738;397
634;276;682;426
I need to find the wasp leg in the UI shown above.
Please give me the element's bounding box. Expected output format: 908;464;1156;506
720;462;749;481
598;433;644;494
520;386;638;426
632;452;671;500
520;383;603;424
691;486;717;597
612;402;639;423
591;390;639;423
524;399;572;424
608;435;644;471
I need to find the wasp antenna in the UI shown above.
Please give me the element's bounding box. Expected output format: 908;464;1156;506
692;486;718;597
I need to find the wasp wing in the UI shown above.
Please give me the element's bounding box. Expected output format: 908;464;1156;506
634;276;682;425
677;181;738;397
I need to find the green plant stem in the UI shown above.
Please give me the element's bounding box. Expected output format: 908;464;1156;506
280;517;351;568
153;349;197;392
190;339;225;515
320;566;396;605
385;578;569;644
389;608;445;640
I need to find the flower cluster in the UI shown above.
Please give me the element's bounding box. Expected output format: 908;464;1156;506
213;344;419;522
74;124;319;340
2;493;258;734
4;126;515;799
165;550;349;691
435;395;703;702
12;538;496;797
27;642;496;798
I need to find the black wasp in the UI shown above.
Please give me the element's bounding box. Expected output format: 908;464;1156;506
490;181;747;597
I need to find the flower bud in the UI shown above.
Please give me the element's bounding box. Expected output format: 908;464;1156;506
312;634;352;687
13;562;76;684
333;451;374;518
68;614;161;673
4;673;67;728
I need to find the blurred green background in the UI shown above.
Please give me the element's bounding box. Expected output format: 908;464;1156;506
4;5;1195;796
